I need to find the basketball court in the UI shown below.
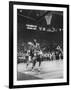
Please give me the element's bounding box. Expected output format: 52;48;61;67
17;60;63;80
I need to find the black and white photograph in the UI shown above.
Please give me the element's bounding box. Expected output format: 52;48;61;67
17;9;63;80
9;1;69;88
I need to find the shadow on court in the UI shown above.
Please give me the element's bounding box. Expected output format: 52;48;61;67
17;72;41;80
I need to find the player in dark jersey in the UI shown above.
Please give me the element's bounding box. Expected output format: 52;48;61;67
31;39;42;71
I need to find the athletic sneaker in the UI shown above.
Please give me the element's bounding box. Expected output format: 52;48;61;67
38;68;40;72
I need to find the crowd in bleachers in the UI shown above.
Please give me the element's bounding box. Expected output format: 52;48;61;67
17;39;63;63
